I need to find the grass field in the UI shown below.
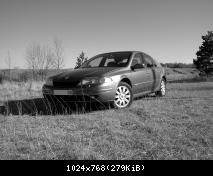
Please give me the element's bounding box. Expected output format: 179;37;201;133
0;68;213;160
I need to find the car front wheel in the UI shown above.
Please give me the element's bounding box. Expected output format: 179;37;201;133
113;82;133;109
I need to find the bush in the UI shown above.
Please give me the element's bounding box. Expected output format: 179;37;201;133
18;71;31;82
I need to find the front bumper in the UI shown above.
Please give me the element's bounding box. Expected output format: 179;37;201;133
42;84;116;102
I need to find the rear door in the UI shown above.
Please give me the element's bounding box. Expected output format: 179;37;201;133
130;53;152;94
142;54;161;92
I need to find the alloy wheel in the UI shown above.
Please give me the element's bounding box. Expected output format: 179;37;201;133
114;85;131;108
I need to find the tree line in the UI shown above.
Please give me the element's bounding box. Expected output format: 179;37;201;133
160;63;194;68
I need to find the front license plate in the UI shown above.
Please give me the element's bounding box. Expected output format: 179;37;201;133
54;90;73;95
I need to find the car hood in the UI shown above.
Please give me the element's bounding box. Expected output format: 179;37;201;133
52;67;120;81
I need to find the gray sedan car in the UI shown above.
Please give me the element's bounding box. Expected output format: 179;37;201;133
43;51;166;109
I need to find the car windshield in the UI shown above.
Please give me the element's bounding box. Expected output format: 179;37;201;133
80;52;132;68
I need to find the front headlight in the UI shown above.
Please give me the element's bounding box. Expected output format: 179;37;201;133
99;77;113;84
78;78;99;86
45;78;53;86
78;77;113;86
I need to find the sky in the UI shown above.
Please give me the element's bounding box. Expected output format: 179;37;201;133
0;0;213;69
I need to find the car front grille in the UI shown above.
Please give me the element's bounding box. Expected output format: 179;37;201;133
53;81;80;88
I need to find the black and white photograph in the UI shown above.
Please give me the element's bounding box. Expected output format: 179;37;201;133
0;0;212;163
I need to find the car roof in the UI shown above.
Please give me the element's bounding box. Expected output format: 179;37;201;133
98;51;142;55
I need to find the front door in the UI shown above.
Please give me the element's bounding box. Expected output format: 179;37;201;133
130;53;152;94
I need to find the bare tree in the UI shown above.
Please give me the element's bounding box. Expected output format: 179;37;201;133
52;38;65;69
45;47;55;70
5;51;12;81
25;42;55;80
26;42;39;80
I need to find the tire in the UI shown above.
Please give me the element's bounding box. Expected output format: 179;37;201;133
113;82;133;109
155;79;166;96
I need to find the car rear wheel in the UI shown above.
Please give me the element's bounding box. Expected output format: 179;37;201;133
155;79;166;96
113;82;133;109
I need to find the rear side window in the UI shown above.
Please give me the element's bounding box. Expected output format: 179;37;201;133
131;53;145;68
143;54;156;68
154;59;161;67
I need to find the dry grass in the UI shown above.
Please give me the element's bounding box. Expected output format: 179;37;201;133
0;81;43;103
0;69;213;160
165;68;200;82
